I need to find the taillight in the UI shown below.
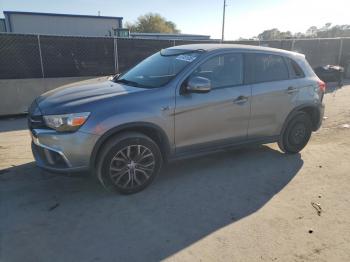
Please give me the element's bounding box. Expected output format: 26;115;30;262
318;80;326;93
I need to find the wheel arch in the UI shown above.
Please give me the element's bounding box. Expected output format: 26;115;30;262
90;122;172;170
281;103;322;135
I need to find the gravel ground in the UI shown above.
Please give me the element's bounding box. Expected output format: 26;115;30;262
1;83;350;262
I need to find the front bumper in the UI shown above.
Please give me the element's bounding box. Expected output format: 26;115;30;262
30;128;99;173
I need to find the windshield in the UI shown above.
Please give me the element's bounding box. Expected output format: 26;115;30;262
114;49;204;88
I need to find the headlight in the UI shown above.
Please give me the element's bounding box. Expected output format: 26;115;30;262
43;112;90;132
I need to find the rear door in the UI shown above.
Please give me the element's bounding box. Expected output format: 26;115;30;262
247;53;298;138
174;52;251;153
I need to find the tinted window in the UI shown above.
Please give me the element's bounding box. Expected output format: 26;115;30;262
286;58;305;78
250;54;289;83
189;53;243;89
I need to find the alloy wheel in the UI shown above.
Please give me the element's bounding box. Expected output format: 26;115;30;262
109;145;155;189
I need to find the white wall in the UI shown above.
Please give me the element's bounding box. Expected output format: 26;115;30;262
0;76;105;116
8;13;121;37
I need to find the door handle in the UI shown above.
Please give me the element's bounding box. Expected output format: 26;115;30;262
286;86;298;94
233;95;248;104
161;106;170;111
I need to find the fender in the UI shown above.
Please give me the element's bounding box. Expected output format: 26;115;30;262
89;122;172;169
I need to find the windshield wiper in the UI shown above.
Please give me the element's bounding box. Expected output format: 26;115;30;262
114;78;143;87
160;48;206;57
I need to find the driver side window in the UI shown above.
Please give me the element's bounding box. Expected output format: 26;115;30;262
190;53;243;89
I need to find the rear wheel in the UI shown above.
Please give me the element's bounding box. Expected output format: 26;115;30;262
96;132;163;194
278;112;312;154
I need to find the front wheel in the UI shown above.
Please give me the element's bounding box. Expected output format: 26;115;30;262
96;132;163;194
278;112;312;154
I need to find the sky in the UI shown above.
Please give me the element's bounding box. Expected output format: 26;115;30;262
0;0;349;40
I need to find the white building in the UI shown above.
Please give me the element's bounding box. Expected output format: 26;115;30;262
130;32;211;40
3;11;123;37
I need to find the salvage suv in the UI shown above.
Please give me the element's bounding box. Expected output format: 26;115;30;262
28;44;325;194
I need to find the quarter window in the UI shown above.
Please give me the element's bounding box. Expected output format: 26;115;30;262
286;58;305;78
249;54;289;83
189;53;243;89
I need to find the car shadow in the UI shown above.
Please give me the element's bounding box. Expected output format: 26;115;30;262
0;145;303;262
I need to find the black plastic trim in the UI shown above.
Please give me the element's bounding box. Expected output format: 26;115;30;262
280;103;324;134
89;122;172;169
170;136;279;162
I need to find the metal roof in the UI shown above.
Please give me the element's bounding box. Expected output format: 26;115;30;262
3;11;123;20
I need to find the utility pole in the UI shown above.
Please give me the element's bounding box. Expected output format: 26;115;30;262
221;0;226;42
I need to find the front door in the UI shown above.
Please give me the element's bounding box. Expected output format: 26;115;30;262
174;52;251;153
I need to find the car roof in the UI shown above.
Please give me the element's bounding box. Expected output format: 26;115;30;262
167;43;304;58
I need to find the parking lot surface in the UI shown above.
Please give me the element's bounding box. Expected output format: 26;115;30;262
1;83;350;262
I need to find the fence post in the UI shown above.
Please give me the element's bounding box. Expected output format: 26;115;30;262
338;38;343;65
291;39;295;51
173;40;176;46
318;38;321;66
37;35;45;78
114;37;119;74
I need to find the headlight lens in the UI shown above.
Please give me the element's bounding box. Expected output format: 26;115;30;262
43;112;90;132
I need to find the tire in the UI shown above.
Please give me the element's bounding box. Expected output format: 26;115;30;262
96;132;163;194
278;112;312;154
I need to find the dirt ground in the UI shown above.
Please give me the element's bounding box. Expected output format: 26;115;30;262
1;83;350;262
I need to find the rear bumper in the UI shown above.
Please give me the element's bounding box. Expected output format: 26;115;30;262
314;103;325;131
30;128;99;173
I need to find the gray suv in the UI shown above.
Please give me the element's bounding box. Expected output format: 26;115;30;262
28;44;325;194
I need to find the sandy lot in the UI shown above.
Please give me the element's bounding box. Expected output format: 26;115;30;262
1;83;350;262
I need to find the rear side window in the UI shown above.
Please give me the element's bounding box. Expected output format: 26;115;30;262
285;58;305;78
247;53;289;83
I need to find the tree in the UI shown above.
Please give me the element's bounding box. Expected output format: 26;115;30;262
306;23;350;38
306;26;318;37
257;28;292;40
294;32;306;38
125;13;180;33
254;24;350;40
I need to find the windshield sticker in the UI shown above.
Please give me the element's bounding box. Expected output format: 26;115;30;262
175;54;198;62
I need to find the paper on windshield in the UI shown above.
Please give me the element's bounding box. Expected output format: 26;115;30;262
175;54;199;62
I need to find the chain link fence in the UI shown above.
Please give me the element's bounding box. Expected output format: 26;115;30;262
39;35;115;77
0;34;42;78
117;38;174;72
340;38;350;77
1;33;350;79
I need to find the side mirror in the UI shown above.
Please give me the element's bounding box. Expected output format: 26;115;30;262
186;76;211;94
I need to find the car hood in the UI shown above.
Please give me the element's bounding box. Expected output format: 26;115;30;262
36;80;146;114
